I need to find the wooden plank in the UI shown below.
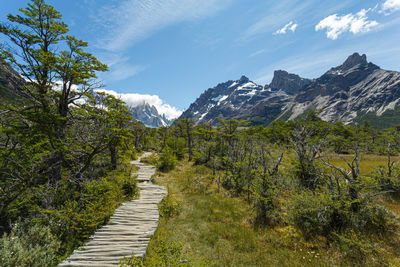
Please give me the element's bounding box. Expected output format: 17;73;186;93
59;152;167;266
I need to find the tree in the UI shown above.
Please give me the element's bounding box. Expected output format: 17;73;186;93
0;0;107;184
96;92;133;170
0;0;109;233
251;145;283;225
175;119;194;161
290;122;326;189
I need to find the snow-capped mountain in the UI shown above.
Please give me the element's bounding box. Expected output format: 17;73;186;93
180;53;400;128
129;102;173;128
180;75;265;125
179;71;310;125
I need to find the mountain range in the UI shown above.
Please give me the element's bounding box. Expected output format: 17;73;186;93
179;53;400;128
3;53;400;129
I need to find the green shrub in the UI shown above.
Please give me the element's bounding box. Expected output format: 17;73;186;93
158;147;176;172
354;204;397;234
122;175;139;199
47;176;122;250
292;192;397;238
159;189;181;219
140;153;159;166
193;150;208;165
293;159;323;190
166;137;186;160
251;171;278;226
222;172;245;195
0;222;61;267
333;231;376;263
127;149;138;160
292;192;336;237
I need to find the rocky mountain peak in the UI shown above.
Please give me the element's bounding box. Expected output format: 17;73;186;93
179;52;400;128
129;102;172;128
269;70;311;95
340;52;368;70
239;75;250;83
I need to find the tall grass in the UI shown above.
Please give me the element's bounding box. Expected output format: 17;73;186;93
143;162;356;266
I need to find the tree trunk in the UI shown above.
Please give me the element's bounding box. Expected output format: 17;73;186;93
110;142;118;170
186;123;193;161
48;125;66;184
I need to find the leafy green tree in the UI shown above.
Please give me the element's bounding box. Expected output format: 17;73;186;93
95;92;134;169
0;0;107;184
158;146;177;172
157;126;170;152
166;136;186;160
290;122;326;189
251;146;283;225
194;124;218;163
175;119;194;160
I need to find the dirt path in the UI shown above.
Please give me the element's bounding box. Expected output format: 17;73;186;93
59;152;167;266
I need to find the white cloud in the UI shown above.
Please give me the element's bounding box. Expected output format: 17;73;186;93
274;21;298;35
96;52;146;81
381;0;400;14
94;0;233;52
289;23;298;32
249;49;266;57
107;63;145;81
239;0;348;42
95;89;183;120
315;8;378;40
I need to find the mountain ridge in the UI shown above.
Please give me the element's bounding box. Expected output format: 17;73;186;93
179;53;400;128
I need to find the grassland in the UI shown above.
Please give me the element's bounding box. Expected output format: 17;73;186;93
140;154;400;266
324;153;400;175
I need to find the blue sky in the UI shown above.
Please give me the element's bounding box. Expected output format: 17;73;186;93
1;0;400;118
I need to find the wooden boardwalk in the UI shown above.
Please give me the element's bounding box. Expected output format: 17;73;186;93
59;152;167;266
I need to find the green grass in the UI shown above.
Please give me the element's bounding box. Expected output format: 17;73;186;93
138;155;400;266
144;162;361;266
322;153;400;175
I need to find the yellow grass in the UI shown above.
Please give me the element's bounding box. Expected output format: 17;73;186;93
320;153;400;176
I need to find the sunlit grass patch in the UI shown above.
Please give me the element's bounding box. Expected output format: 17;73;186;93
320;153;400;176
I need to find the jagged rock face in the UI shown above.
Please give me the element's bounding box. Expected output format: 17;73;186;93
270;70;311;95
180;75;272;124
129;102;173;128
288;53;398;124
180;53;400;128
295;53;379;103
179;70;307;125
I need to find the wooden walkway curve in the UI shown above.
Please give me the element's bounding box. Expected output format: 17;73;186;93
59;152;167;266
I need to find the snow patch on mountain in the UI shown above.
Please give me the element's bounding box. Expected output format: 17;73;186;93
229;82;238;88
